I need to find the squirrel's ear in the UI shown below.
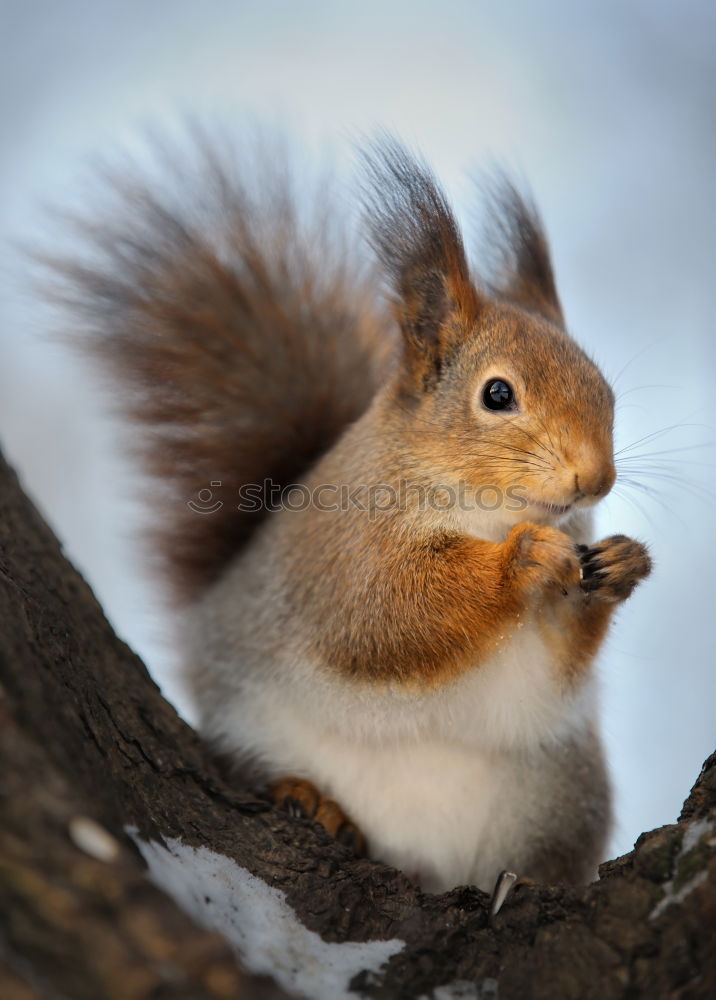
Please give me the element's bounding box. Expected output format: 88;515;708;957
481;175;564;327
362;136;483;390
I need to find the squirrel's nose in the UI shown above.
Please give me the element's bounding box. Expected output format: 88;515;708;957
575;461;616;499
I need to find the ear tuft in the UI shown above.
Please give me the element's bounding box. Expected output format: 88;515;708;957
479;173;564;327
361;135;482;382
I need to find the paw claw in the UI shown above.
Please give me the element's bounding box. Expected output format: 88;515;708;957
284;797;306;819
270;777;365;856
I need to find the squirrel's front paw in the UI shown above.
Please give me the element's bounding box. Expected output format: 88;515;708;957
578;535;651;603
505;522;581;597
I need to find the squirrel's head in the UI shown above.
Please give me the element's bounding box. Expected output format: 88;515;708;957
364;138;616;530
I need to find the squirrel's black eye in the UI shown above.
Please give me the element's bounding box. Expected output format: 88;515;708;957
482;379;514;411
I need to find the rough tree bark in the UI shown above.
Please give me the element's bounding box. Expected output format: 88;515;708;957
1;449;714;1000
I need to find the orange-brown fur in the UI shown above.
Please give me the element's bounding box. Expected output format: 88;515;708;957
275;394;637;691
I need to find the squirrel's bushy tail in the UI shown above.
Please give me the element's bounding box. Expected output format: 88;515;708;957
48;132;396;603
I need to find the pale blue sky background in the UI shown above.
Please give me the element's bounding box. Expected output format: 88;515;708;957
1;0;714;863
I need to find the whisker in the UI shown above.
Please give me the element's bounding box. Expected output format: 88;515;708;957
615;383;679;400
495;446;552;468
613;479;684;523
532;413;560;456
614;422;710;457
617;463;716;485
512;422;562;467
617;471;716;508
616;444;715;463
610;338;668;392
608;485;657;527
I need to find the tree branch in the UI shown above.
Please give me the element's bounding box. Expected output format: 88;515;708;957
1;451;714;999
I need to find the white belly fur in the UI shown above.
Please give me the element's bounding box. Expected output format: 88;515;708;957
195;609;597;893
272;730;550;893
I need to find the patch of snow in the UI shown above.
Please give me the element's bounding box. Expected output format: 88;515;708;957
127;829;404;999
680;817;714;853
649;817;714;919
650;870;708;919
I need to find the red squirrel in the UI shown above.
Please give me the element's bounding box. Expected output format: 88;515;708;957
57;133;651;892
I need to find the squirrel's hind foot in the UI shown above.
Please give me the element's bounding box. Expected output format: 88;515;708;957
270;776;366;856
